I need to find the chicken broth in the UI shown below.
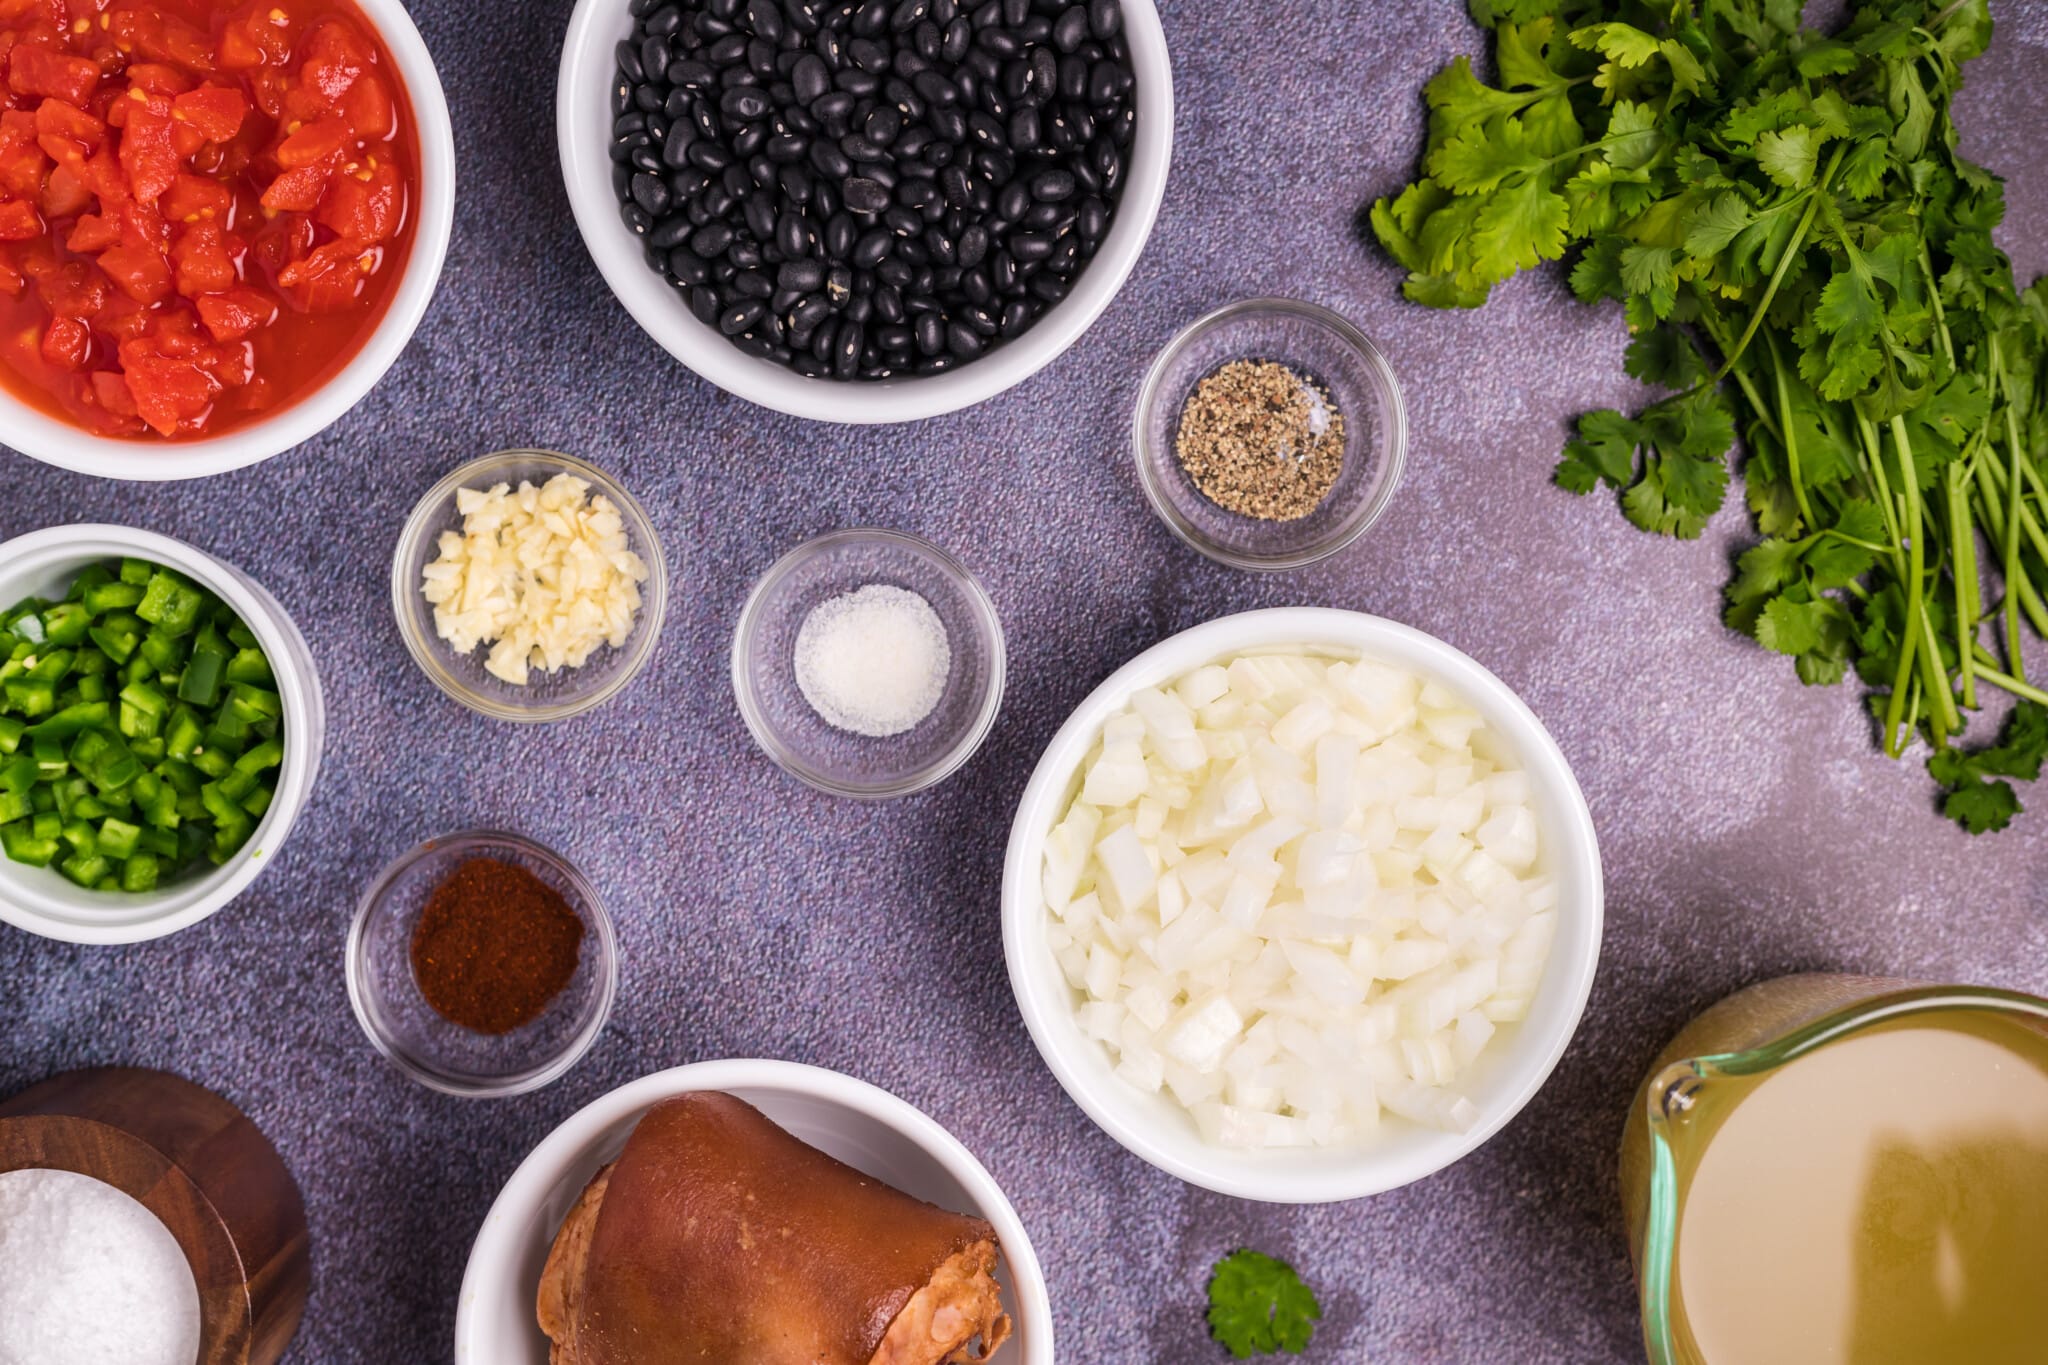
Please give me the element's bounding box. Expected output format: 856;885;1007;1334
1669;1007;2048;1365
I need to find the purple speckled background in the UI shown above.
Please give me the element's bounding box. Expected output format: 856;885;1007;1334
4;2;2048;1361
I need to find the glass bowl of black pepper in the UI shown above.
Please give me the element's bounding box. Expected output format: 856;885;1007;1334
1132;298;1410;572
346;831;619;1099
557;0;1173;423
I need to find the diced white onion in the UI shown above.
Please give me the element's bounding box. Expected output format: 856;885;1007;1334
1041;648;1555;1149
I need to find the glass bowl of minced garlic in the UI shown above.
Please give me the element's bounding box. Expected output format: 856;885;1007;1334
392;449;668;723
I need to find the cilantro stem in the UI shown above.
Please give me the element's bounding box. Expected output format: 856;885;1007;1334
1713;147;1844;385
1995;335;2030;683
1765;330;1816;530
1891;414;1962;744
1921;245;1957;369
1949;463;1978;709
1969;468;2048;642
1970;659;2048;710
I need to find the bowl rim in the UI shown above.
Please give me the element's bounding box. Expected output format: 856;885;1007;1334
554;0;1173;424
1000;607;1604;1202
1132;297;1411;573
390;448;670;725
344;828;619;1099
0;0;457;482
452;1057;1055;1364
0;523;323;945
729;527;1007;800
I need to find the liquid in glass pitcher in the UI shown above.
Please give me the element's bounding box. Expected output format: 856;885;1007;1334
1619;973;2048;1365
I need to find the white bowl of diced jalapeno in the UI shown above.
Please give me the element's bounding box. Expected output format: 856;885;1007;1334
0;525;325;945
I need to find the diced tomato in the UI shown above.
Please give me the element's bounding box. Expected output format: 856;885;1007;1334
216;11;292;73
0;197;39;239
0;108;47;196
37;162;88;216
275;237;365;311
32;97;101;157
115;12;216;74
161;171;231;223
0;0;416;442
169;219;236;296
63;211;118;251
126;63;195;98
275;114;348;167
117;90;177;204
195;284;275;341
340;71;391;141
250;208;313;276
316;156;398;243
38;311;85;367
7;45;99;106
97;241;172;303
38;259;109;317
90;368;138;417
118;335;217;435
259;160;325;211
171;84;245;142
296;20;368;110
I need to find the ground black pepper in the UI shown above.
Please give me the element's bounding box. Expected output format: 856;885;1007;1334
1175;359;1346;521
410;858;585;1035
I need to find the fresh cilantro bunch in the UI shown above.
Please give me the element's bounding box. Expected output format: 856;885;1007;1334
1372;0;2048;831
1206;1249;1322;1359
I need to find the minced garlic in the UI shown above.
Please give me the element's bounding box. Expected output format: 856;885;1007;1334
420;474;649;685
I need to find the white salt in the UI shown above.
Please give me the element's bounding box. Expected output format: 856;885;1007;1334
794;583;951;737
0;1168;202;1365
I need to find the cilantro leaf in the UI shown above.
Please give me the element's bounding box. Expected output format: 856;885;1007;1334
1556;407;1641;491
1569;21;1661;68
1605;100;1662;171
1928;704;2048;834
1625;324;1707;388
1683;191;1754;259
1756;125;1823;188
1944;780;2021;834
1429;116;1546;194
1471;175;1570;277
1207;1251;1322;1360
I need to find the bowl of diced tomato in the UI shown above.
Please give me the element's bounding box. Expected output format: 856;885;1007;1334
0;0;453;480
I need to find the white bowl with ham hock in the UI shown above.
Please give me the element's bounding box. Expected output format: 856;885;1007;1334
557;0;1173;422
1002;608;1603;1202
454;1058;1051;1364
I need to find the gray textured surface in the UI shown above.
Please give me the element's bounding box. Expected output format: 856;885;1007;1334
3;2;2048;1362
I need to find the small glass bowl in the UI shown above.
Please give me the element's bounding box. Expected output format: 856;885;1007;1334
732;529;1005;799
1133;298;1408;572
346;830;618;1098
391;449;669;722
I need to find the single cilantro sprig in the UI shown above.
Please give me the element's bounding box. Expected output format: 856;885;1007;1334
1371;0;2048;833
1206;1249;1322;1359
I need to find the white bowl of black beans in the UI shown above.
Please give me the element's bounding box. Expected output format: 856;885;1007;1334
558;0;1171;422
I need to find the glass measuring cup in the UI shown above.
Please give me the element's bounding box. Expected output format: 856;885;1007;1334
1619;973;2048;1365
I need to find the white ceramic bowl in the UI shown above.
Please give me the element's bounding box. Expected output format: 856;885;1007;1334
454;1059;1053;1363
1002;608;1603;1202
0;0;455;481
556;0;1173;423
0;525;325;944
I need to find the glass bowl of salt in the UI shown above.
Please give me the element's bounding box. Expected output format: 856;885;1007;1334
731;529;1006;799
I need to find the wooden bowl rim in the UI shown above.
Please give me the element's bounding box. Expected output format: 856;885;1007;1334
0;1110;254;1364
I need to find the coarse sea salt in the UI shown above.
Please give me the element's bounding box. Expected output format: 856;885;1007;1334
793;584;951;738
0;1167;202;1365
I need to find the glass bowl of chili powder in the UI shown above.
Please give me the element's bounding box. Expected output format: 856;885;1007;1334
347;830;618;1098
0;0;455;480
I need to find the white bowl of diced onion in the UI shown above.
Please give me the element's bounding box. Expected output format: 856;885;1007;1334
1001;608;1601;1202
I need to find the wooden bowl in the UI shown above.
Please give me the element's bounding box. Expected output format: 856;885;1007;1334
0;1067;309;1365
